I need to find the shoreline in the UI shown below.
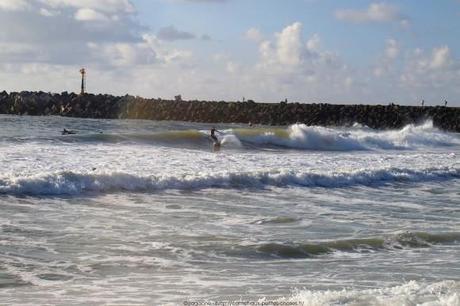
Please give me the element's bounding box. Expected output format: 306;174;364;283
0;91;459;132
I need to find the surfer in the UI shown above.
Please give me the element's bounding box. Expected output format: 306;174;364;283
210;127;221;144
210;127;222;151
61;128;76;135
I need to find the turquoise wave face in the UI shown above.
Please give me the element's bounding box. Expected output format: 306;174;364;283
253;232;460;259
1;118;459;152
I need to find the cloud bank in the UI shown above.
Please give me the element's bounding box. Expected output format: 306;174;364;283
0;0;458;105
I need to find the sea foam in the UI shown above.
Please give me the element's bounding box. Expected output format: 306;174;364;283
280;280;460;306
1;166;459;195
232;120;460;151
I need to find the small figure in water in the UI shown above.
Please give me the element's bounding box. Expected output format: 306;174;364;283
210;127;221;144
61;128;76;135
210;127;222;151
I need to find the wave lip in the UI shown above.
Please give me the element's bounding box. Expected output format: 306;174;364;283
232;120;460;151
5;121;458;153
0;166;459;196
234;125;367;151
254;232;460;259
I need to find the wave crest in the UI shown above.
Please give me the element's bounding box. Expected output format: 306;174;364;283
6;121;458;152
281;280;460;306
0;166;459;195
254;232;460;259
232;120;460;151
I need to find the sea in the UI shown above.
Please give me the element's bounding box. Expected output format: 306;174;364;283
0;114;459;305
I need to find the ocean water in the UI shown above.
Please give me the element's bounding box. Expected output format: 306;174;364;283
0;114;459;305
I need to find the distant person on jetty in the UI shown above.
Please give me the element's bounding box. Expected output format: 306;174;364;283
61;128;76;135
445;100;448;107
421;100;425;107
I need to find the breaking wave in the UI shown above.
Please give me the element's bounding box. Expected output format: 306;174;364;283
230;120;460;151
3;121;458;152
281;280;460;306
0;166;459;196
253;231;460;259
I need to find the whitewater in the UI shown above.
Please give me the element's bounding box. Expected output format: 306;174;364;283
0;114;459;305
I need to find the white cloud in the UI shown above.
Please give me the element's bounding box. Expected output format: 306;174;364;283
226;61;239;73
366;41;460;103
400;19;410;29
399;45;460;102
0;0;136;16
246;22;355;101
403;46;453;75
0;0;142;44
39;7;58;16
88;42;154;67
0;2;457;105
335;2;407;24
142;34;192;64
257;23;342;73
430;46;451;69
306;33;321;52
0;43;38;62
0;0;30;11
385;39;399;59
245;28;263;43
344;76;353;88
276;22;303;66
39;0;135;14
74;8;108;21
0;0;193;74
374;38;399;77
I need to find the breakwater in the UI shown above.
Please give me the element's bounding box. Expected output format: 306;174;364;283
0;91;459;131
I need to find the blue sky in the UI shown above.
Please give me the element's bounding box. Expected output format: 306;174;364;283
0;0;459;105
137;1;455;59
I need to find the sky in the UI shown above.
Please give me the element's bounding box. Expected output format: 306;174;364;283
0;0;459;106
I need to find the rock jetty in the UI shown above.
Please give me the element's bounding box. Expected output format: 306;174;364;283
0;91;459;132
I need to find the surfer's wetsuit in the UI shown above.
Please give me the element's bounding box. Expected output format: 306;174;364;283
210;128;219;143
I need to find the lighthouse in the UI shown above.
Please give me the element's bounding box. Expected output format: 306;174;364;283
80;68;86;95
